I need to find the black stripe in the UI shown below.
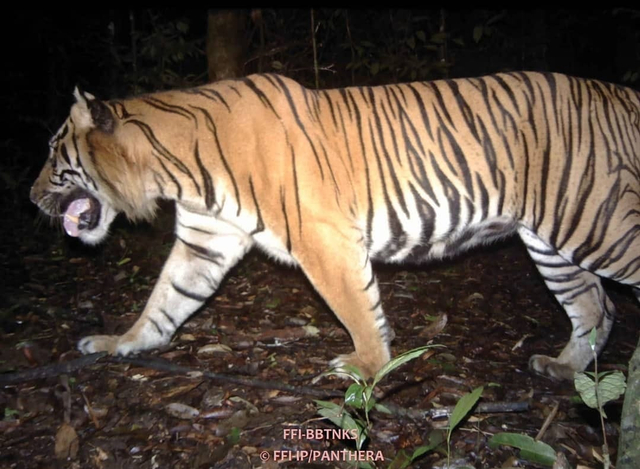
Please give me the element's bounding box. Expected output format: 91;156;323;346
177;221;215;235
185;88;231;112
280;186;292;252
406;83;434;141
290;144;303;237
156;158;183;199
125;119;201;195
60;144;72;166
532;81;552;232
171;282;209;302
193;140;215;209
59;169;82;180
347;91;374;250
143;97;198;122
149;318;164;336
178;236;223;265
71;133;98;190
192;106;241;215
363;273;376;291
241;76;280;117
249;177;265;235
269;75;326;181
160;308;178;328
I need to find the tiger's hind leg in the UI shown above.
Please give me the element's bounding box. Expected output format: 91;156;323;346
293;224;392;379
518;227;615;380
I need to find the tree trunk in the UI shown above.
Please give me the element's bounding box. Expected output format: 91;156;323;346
206;9;246;82
617;335;640;468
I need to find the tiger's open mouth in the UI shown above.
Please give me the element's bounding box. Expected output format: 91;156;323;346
60;190;101;237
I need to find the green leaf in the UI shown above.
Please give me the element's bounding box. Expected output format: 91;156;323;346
314;400;365;445
413;430;445;458
597;371;627;405
117;257;131;266
326;363;366;382
345;383;365;409
448;386;483;436
431;32;447;44
373;402;392;414
388;430;444;469
365;394;377;413
574;370;626;415
370;62;380;76
473;25;483;43
574;372;598;409
265;297;281;309
416;30;426;42
489;433;556;466
176;21;189;34
226;426;241;445
388;450;411;469
372;346;433;387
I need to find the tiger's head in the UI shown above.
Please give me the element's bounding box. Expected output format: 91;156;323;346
31;89;156;245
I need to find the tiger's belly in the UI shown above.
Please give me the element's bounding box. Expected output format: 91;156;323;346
368;215;517;264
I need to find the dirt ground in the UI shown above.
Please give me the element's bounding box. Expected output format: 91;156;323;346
1;205;639;469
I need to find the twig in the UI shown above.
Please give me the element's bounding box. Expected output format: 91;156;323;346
381;400;529;420
82;392;101;430
0;353;342;399
0;352;107;385
107;355;342;399
310;9;319;89
535;400;559;441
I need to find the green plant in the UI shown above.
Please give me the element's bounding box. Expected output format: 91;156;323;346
574;328;627;469
446;386;483;467
394;384;483;468
488;433;556;466
123;12;205;93
315;346;434;467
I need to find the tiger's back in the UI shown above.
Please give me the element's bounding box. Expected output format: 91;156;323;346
31;71;640;380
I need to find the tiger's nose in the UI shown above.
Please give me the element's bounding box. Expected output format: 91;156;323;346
30;185;40;205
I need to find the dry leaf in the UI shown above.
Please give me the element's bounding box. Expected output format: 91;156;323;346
419;313;448;339
55;423;79;460
197;344;232;355
165;402;200;419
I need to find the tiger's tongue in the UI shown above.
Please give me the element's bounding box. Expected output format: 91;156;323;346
63;198;92;237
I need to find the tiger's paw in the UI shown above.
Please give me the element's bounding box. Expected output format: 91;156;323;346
78;335;120;355
78;334;142;356
529;354;577;381
329;352;386;380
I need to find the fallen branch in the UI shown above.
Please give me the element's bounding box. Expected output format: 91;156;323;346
0;352;107;385
0;353;342;399
535;400;559;441
382;400;529;420
107;355;343;399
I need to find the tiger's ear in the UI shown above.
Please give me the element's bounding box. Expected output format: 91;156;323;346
71;87;115;134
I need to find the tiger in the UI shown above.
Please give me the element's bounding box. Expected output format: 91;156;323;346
30;72;640;381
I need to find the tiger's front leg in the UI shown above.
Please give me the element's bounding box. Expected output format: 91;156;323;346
78;211;253;356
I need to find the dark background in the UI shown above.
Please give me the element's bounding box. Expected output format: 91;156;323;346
2;9;639;216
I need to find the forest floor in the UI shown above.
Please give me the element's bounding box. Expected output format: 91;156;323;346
1;205;638;469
